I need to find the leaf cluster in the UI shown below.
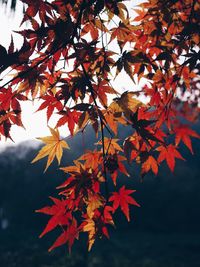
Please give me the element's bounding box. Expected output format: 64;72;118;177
0;0;200;252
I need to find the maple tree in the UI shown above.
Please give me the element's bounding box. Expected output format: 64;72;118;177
0;0;200;252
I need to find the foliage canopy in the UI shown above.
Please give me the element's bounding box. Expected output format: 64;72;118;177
0;0;200;252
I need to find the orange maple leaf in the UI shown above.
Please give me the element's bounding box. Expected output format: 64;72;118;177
31;127;69;171
142;155;158;175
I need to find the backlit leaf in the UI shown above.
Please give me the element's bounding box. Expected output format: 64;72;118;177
31;127;69;171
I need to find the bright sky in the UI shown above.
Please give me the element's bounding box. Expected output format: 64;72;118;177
0;0;145;150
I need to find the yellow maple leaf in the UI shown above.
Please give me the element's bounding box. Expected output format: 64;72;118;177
117;91;144;112
31;127;69;172
96;137;123;155
109;91;144;119
86;193;104;219
83;219;96;251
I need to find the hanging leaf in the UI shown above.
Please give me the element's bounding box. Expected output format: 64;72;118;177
31;127;69;171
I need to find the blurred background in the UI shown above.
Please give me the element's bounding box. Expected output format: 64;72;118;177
0;124;200;267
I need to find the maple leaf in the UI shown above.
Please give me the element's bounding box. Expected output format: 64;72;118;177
104;154;129;185
103;110;118;135
109;186;140;221
59;162;103;199
48;230;68;252
82;206;113;251
0;87;27;111
141;155;158;176
129;110;162;145
86;193;104;219
133;8;147;22
103;205;114;225
56;109;80;135
78;150;101;170
92;81;117;107
81;22;99;40
36;197;71;238
66;218;79;252
37;92;63;122
175;126;200;154
112;91;144;114
83;218;96;251
156;144;184;172
96;138;123;155
31;127;69;171
48;218;79;253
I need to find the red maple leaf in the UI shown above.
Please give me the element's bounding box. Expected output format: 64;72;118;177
157;144;184;172
37;93;63;121
56;109;80;135
175;126;200;154
109;186;140;221
36;197;71;238
48;218;79;253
